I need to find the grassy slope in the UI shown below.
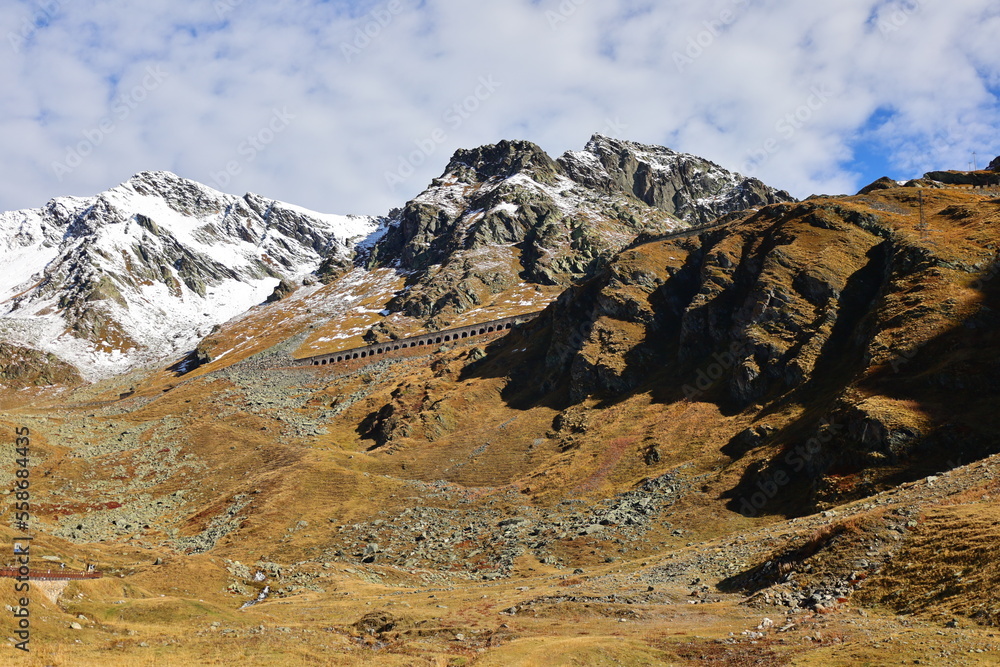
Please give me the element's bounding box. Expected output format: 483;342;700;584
2;187;1000;663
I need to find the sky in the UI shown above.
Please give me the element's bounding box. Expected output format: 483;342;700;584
1;0;998;217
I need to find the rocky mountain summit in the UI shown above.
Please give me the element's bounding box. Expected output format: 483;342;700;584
559;134;792;225
368;135;793;320
0;171;380;378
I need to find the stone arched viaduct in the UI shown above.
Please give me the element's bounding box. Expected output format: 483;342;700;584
300;312;541;368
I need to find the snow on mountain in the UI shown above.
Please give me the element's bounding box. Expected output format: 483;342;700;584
0;171;381;379
0;137;794;381
559;134;794;225
365;135;795;322
365;139;690;320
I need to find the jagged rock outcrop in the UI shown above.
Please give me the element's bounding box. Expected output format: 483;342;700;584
366;140;686;320
559;135;794;225
989;155;1000;172
266;279;296;303
366;136;794;321
358;380;443;449
923;170;1000;186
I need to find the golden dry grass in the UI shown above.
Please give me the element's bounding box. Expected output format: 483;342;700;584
4;187;1000;663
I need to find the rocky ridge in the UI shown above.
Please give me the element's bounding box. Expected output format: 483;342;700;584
0;170;382;378
559;135;793;225
494;183;1000;511
366;135;794;322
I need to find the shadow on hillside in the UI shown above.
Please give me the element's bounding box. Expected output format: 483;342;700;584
457;306;569;411
721;254;1000;518
168;349;210;376
716;523;853;595
458;277;615;412
460;226;750;417
460;226;1000;519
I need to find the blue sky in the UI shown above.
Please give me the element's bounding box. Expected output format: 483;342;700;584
1;0;998;216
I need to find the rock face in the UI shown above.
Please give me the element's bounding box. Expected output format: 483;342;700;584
0;171;382;378
367;140;591;276
524;200;888;406
923;170;1000;186
559;135;794;225
265;279;296;303
366;136;794;320
989;155;1000;172
499;188;1000;509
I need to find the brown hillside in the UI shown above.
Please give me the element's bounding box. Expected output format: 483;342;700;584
3;184;1000;664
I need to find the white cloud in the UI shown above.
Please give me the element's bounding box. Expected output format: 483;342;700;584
0;0;997;217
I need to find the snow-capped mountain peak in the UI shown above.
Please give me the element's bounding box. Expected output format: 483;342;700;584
0;172;381;379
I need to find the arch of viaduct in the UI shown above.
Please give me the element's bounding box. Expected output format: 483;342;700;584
300;311;542;367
